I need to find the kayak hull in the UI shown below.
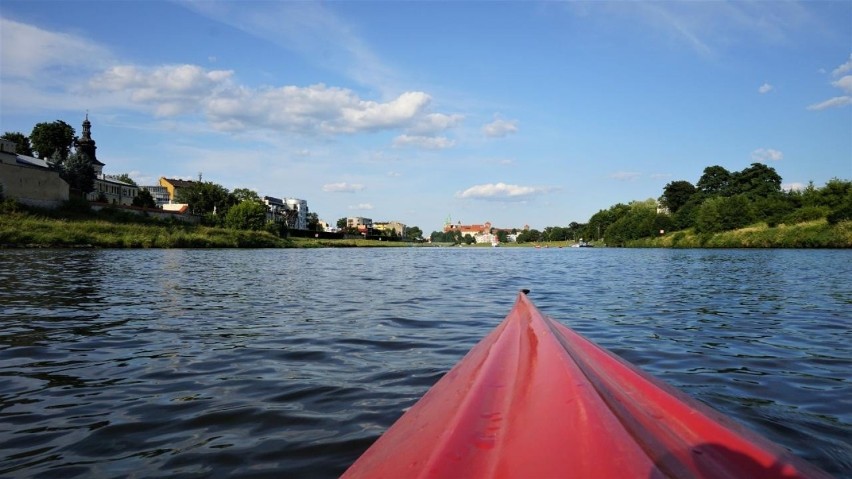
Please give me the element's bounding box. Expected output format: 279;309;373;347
343;292;828;478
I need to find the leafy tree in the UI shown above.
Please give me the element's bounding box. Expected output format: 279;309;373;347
730;163;782;198
176;181;231;216
1;132;34;156
462;233;475;245
337;217;348;230
114;173;137;186
584;203;630;240
59;152;95;196
30;120;75;161
660;180;696;214
696;165;732;196
496;230;509;243
818;178;852;210
695;195;755;233
405;226;423;241
306;212;320;231
224;200;268;231
231;187;261;204
516;229;542;243
132;188;157;208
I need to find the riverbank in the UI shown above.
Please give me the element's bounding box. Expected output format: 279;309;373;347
627;219;852;248
0;206;420;248
2;203;850;249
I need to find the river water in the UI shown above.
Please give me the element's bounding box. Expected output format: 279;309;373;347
0;248;849;478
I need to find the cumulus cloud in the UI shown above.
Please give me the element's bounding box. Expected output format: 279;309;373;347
610;171;642;181
87;62;443;133
751;148;783;162
322;182;364;193
482;117;519;138
808;54;852;111
456;182;551;201
407;112;464;135
783;182;806;192
758;83;773;94
92;64;234;116
393;134;455;149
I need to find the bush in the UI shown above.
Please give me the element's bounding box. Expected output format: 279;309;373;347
783;206;830;225
827;195;852;225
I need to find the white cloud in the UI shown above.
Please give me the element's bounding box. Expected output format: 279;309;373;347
92;64;235;116
782;182;806;192
457;182;551;201
387;171;402;177
610;171;642;181
809;55;852;111
407;113;464;135
0;18;112;79
348;203;374;210
393;134;455;149
758;83;773;94
482;117;519;138
807;96;852;111
832;75;852;93
751;148;783;162
832;54;852;77
322;182;364;193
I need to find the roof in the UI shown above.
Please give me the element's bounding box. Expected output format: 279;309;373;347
161;177;197;188
15;155;52;169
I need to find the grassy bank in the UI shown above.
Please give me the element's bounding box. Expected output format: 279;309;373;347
627;219;852;248
0;210;292;248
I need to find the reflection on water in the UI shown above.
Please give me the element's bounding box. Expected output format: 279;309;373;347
0;248;849;477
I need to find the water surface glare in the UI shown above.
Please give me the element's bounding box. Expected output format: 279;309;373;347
0;248;850;477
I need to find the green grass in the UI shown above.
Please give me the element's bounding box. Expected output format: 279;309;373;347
0;209;290;248
628;220;852;248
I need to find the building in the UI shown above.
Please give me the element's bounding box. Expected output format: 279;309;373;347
159;177;198;203
347;217;373;234
373;220;406;237
89;175;139;206
140;185;171;207
444;220;492;237
0;138;69;208
263;196;309;230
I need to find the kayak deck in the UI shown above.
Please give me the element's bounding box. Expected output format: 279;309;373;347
343;291;828;478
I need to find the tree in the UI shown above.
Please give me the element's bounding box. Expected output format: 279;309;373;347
30;120;75;161
730;163;782;199
59;152;96;196
405;226;423;241
659;180;696;214
114;173;137;186
306;212;320;231
231;187;261;204
1;132;34;156
695;195;755;233
696;165;732;196
132;188;157;208
176;181;231;216
224;200;268;231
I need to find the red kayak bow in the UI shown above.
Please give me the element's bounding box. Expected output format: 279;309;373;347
343;291;829;478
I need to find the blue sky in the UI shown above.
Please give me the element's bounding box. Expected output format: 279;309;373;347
1;1;850;232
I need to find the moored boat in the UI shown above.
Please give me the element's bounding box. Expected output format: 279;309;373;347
343;291;829;478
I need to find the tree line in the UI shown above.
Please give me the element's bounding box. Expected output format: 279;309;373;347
579;163;850;246
426;163;851;246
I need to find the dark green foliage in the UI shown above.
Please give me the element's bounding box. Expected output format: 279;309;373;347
114;173;137;186
730;163;782;198
516;229;542;243
660;180;696;214
827;193;852;225
30;120;75;161
60;152;95;195
176;181;231;217
230;188;260;203
306;212;320;231
1;132;34;156
696;166;732;196
405;226;423;241
784;206;830;224
336;217;348;230
133;189;157;208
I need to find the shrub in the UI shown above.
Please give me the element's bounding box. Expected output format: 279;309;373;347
783;206;830;225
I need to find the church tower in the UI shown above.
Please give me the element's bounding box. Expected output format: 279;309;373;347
75;113;104;175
